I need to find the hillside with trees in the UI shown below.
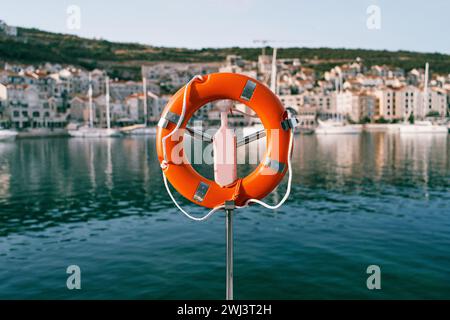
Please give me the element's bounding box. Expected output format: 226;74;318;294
1;26;449;80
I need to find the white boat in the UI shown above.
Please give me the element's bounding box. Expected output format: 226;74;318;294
398;121;448;134
68;74;121;138
363;123;402;133
0;129;18;141
126;127;156;135
120;124;156;136
17;128;68;138
118;75;160;136
68;126;121;138
296;127;314;135
398;63;448;135
315;120;362;135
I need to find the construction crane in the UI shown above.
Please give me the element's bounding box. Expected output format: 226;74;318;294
253;39;273;56
253;39;308;94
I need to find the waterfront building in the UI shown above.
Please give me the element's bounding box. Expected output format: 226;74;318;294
358;91;380;121
125;93;146;123
0;83;7;125
142;63;219;93
423;88;447;118
373;86;402;121
219;55;257;79
279;94;304;112
0;53;448;129
69;96;90;124
373;85;447;121
370;65;405;79
6;84;68;129
110;80;160;100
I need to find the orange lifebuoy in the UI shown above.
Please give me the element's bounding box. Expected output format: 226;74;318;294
156;73;292;209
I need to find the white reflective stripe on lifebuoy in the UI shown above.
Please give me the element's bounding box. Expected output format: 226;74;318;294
158;111;180;129
263;157;286;173
240;80;257;101
193;181;210;203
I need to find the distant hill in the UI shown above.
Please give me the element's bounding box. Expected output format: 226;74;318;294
1;26;450;80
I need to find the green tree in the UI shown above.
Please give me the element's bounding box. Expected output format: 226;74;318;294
375;117;388;124
360;116;371;124
347;115;356;124
426;110;440;117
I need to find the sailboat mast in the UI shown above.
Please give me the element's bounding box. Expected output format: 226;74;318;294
143;76;148;126
88;73;93;128
423;62;429;119
270;47;277;93
105;75;111;130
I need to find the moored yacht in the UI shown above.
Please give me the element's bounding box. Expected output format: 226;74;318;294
398;121;447;134
0;128;18;141
120;124;156;135
120;76;159;136
397;63;448;135
69;126;121;138
68;73;121;138
315;119;362;135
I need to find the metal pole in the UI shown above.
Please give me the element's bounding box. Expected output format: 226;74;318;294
88;73;93;128
226;207;233;300
142;76;148;127
270;47;278;93
105;76;111;130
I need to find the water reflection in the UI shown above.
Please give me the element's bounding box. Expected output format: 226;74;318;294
0;138;165;236
0;133;448;236
0;143;15;199
293;133;449;194
0;134;449;299
315;134;361;175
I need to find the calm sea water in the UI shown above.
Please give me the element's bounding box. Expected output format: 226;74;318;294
0;133;449;299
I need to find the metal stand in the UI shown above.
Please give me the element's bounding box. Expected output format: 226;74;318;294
225;201;235;300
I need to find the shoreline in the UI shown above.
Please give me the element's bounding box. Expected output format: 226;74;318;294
2;122;449;140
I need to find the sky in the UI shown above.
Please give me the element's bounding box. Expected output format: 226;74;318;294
1;0;449;53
